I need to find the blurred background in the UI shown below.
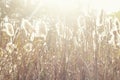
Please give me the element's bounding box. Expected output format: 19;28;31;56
0;0;120;19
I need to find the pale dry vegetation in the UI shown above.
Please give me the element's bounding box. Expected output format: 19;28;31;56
0;10;120;80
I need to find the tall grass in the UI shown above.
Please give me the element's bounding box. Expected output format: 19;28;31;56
0;10;120;80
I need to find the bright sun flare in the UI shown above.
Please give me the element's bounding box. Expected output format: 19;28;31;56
90;0;120;13
35;0;120;14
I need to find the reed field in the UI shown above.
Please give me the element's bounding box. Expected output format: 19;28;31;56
0;0;120;80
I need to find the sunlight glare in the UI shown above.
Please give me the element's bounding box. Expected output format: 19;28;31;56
91;0;120;14
29;0;120;15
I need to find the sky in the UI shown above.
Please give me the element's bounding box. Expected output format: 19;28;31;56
28;0;120;14
44;0;120;13
88;0;120;13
